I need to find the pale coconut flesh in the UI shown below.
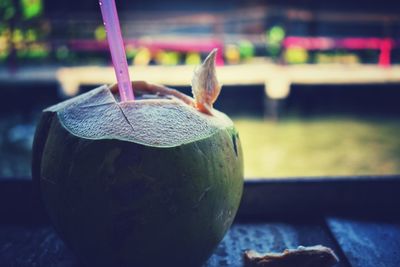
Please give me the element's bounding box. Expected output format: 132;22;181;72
32;85;244;267
49;84;233;147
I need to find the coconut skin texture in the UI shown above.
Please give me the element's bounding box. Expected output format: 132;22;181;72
32;85;243;267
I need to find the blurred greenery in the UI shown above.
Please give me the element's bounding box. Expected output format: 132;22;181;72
233;116;400;178
21;0;43;20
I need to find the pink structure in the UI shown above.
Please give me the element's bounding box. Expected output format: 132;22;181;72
69;38;225;66
283;36;395;67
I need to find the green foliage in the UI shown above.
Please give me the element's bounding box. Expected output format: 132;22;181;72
21;0;43;20
0;23;10;60
266;25;286;59
238;40;255;60
284;47;309;64
268;26;285;44
185;52;201;65
158;51;180;65
94;25;106;41
0;0;15;20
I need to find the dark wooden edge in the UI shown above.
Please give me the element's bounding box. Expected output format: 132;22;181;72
1;175;400;224
239;175;400;220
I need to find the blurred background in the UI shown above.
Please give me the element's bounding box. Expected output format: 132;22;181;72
1;0;400;179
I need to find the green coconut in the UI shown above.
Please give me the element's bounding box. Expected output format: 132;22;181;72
32;82;243;267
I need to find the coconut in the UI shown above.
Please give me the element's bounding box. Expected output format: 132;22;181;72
32;81;243;267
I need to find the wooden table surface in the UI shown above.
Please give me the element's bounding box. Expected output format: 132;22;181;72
2;217;400;267
1;176;400;267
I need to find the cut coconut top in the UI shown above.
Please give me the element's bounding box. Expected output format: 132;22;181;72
45;85;233;147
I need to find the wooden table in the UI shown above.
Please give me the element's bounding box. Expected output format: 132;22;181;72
1;176;400;267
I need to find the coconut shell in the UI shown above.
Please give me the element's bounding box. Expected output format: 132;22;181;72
32;85;243;267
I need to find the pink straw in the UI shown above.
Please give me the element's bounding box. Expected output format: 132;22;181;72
99;0;134;102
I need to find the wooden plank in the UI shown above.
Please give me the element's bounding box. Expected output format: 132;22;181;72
0;226;77;267
0;67;58;85
55;64;400;87
2;176;400;224
2;64;400;88
327;217;400;267
206;221;349;267
2;65;400;98
239;175;400;219
0;221;348;267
